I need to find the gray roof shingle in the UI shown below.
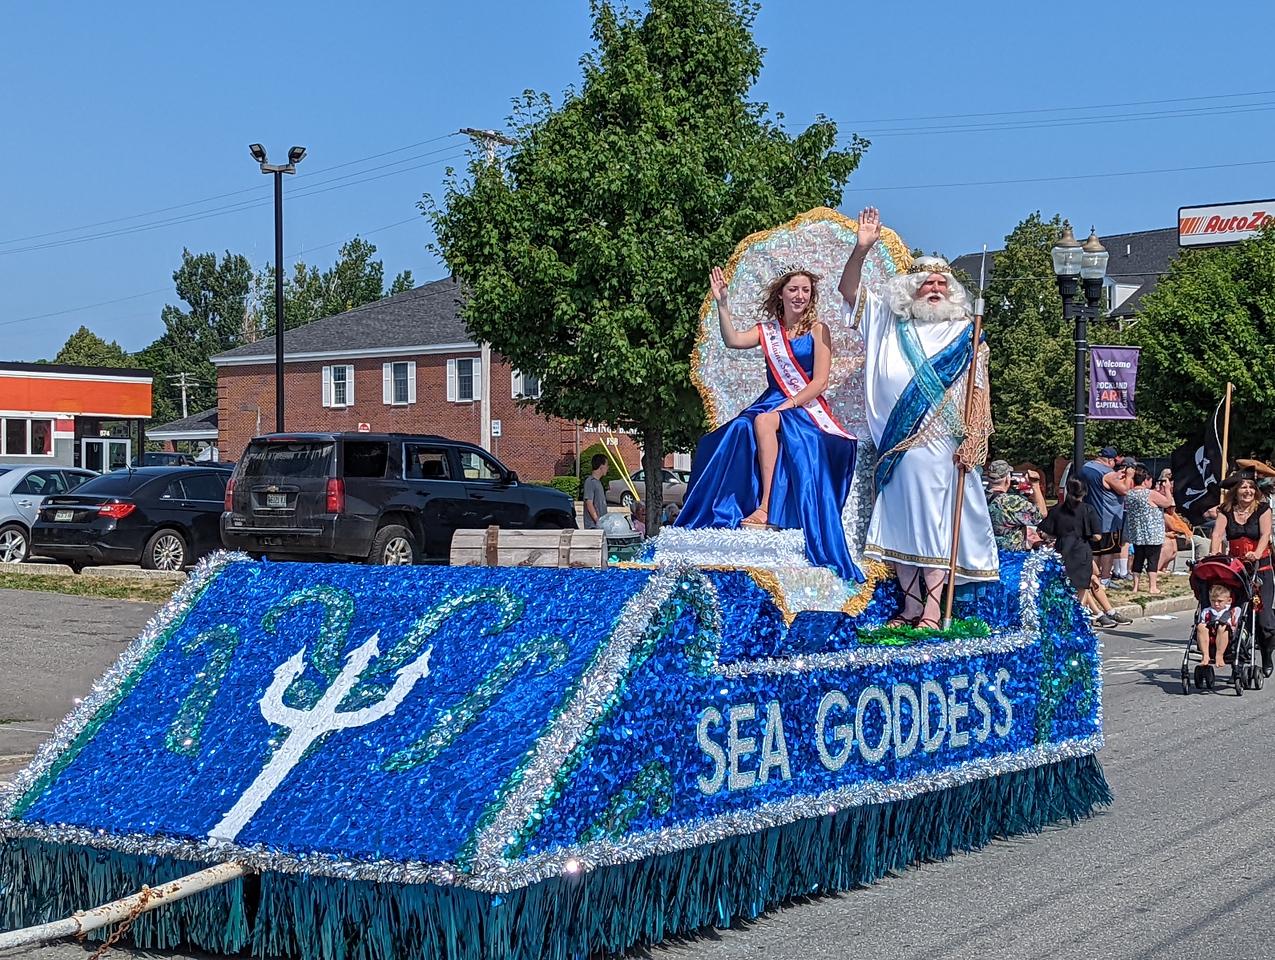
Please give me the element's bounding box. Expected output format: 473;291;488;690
148;407;218;435
211;277;471;364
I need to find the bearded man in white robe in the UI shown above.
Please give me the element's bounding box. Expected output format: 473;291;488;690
839;207;998;628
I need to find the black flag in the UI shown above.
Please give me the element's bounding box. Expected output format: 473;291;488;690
1171;399;1225;526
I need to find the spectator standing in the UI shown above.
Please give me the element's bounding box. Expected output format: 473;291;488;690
1080;446;1134;582
1158;468;1193;571
984;460;1047;551
582;454;610;531
1125;466;1174;594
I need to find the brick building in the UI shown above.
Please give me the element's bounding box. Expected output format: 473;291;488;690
211;278;645;480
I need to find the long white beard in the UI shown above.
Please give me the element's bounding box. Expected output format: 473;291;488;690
909;297;967;324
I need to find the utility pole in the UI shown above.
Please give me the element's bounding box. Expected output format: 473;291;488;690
459;128;519;452
168;372;198;420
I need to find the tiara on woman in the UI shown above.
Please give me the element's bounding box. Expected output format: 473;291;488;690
774;261;820;280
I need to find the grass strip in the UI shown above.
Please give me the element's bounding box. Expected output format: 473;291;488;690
0;571;174;604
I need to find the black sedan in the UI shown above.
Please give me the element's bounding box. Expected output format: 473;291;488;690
33;467;229;572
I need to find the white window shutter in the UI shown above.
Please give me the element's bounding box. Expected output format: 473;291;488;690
471;357;482;401
345;365;355;406
407;362;417;404
447;359;458;402
322;366;333;407
383;363;393;405
511;369;521;398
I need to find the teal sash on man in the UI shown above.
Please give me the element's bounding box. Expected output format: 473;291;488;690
874;320;976;491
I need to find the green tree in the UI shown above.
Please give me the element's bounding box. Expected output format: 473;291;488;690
983;213;1075;469
255;237;414;335
1129;223;1275;461
428;0;864;532
982;213;1173;473
137;249;254;424
53;326;133;368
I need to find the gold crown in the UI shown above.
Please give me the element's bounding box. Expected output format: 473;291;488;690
907;259;953;275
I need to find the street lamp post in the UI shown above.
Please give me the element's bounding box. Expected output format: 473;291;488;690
248;144;306;433
1051;225;1109;471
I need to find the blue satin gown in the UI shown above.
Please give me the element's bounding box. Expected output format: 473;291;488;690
676;332;863;582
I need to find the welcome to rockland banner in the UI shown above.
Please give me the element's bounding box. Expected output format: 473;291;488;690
1089;346;1140;420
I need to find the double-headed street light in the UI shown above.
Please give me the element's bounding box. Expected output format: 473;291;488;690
1051;224;1109;470
248;144;306;434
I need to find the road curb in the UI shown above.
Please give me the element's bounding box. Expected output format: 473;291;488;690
1110;595;1197;622
81;567;186;582
7;562;76;576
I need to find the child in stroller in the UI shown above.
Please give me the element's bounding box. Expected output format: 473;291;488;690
1197;584;1239;668
1182;555;1262;694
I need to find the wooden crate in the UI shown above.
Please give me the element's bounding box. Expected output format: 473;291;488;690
450;526;607;569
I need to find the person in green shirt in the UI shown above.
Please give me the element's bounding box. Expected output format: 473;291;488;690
984;460;1047;552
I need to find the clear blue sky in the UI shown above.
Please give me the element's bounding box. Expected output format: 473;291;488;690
2;0;1272;363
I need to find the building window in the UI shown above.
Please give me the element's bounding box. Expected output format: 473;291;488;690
447;357;479;402
512;370;542;399
1;418;54;456
383;361;416;405
322;365;355;408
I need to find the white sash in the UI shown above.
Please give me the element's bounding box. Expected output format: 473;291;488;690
757;321;855;441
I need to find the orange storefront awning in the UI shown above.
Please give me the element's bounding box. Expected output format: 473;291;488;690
0;372;152;419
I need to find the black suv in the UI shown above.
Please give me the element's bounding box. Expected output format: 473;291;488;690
221;433;576;564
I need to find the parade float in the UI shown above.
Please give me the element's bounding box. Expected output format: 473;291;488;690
0;210;1109;960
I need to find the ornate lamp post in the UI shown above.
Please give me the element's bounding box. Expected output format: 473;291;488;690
1051;225;1109;470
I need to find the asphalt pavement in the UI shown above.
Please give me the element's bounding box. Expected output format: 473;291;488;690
0;588;157;779
2;597;1273;960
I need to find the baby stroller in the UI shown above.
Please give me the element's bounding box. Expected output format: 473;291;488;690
1180;555;1261;696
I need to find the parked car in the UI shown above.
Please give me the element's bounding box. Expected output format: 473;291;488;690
128;453;234;469
605;469;688;509
221;433;576;565
32;467;229;572
0;465;97;563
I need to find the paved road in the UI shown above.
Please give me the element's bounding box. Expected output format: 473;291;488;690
0;588;157;777
3;604;1273;960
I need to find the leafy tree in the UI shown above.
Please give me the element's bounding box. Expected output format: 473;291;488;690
1128;223;1275;461
254;237;414;336
53;326;133;368
137;249;253;424
428;0;864;533
983;213;1076;469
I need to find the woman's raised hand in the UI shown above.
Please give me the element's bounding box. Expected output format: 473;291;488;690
709;266;729;304
856;207;882;251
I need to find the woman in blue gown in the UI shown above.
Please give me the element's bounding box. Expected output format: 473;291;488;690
676;265;863;583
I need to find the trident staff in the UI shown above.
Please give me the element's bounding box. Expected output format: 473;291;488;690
942;248;988;630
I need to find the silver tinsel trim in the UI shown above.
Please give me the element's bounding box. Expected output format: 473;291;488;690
464;565;706;876
0;550;251;818
651;527;810;568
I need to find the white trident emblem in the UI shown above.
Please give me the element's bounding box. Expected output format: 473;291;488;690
209;633;431;842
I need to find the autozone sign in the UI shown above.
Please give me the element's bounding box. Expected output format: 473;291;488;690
1178;199;1275;247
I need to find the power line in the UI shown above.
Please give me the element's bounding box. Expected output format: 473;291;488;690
849;101;1275;139
0;148;467;257
0;133;459;249
0;216;428;331
842;88;1275;126
844;157;1275;193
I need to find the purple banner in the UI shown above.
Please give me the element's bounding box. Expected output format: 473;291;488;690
1089;346;1140;420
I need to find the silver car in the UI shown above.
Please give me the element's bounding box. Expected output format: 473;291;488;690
0;465;97;563
605;469;688;510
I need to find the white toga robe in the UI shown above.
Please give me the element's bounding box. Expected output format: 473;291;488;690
851;290;999;583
